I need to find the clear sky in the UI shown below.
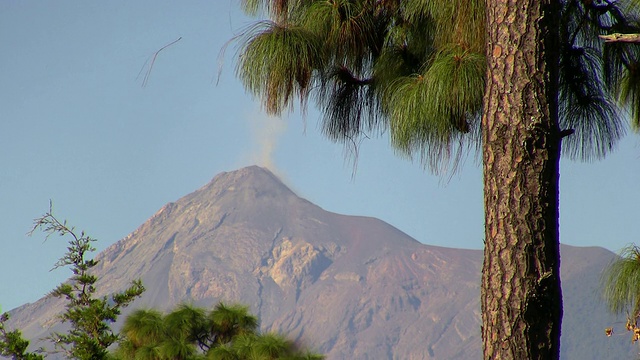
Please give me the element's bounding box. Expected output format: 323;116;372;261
1;1;638;312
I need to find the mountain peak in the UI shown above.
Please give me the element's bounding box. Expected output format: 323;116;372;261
213;165;276;181
6;166;627;359
188;165;296;203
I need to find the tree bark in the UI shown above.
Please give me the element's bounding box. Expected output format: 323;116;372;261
481;1;563;359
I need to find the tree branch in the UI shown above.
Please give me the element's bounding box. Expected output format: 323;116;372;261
140;37;182;87
599;33;640;43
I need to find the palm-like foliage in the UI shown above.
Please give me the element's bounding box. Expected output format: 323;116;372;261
215;333;316;360
600;244;640;343
237;21;324;115
121;309;165;348
164;304;208;352
249;333;293;359
116;307;202;360
209;303;258;346
235;0;640;171
602;245;640;316
114;303;317;360
117;309;165;360
206;345;239;360
558;0;640;159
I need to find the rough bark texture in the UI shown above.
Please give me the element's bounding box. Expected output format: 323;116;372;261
481;1;563;359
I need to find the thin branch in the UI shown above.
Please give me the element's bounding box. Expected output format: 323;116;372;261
343;132;370;180
599;33;640;43
140;37;183;87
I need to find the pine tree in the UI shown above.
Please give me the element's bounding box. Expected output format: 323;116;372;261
232;0;640;358
115;303;321;360
0;312;44;360
30;205;145;360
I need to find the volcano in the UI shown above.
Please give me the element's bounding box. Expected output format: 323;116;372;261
5;166;628;359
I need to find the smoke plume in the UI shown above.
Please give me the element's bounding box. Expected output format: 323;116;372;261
246;112;286;171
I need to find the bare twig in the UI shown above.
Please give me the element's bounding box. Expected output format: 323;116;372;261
140;37;183;87
599;33;640;43
343;132;370;180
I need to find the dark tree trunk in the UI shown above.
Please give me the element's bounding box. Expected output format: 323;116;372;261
481;1;563;359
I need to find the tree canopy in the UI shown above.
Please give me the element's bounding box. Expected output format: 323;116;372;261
234;0;639;170
114;303;323;360
232;0;640;358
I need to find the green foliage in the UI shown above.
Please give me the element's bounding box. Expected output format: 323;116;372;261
383;46;485;169
618;57;640;130
28;205;145;360
234;0;640;171
602;244;640;316
240;0;306;22
558;0;635;160
208;302;258;346
237;21;324;115
233;0;489;171
115;303;322;360
601;244;640;343
0;313;44;360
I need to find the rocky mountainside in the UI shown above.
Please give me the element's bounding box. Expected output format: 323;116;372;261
6;166;633;359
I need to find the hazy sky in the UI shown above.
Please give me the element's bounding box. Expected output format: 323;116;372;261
1;1;638;311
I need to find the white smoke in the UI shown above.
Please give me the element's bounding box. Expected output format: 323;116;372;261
245;111;287;171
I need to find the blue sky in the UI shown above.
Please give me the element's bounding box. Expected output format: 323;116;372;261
1;1;638;312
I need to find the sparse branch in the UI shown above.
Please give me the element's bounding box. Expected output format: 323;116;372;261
559;129;575;138
333;66;373;86
599;33;640;43
28;201;77;241
140;36;182;87
27;206;145;359
29;202;96;271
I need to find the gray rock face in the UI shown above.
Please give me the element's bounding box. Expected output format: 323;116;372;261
5;166;632;359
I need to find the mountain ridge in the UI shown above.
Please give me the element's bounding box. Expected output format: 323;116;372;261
5;166;631;359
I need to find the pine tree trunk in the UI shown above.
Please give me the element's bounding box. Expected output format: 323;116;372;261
481;1;563;359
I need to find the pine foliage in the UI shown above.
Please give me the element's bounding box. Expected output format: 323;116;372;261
600;244;640;344
115;303;322;360
0;313;44;360
235;0;640;171
602;244;640;316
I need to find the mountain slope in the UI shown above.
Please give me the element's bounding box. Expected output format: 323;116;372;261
6;166;631;359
